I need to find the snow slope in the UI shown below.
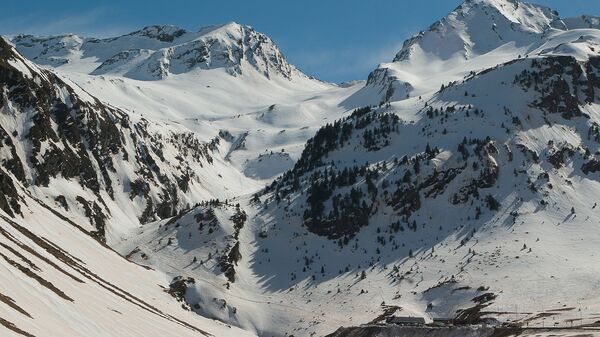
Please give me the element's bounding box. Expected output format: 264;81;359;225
111;3;600;337
5;1;600;337
0;36;259;337
1;24;362;336
0;192;256;337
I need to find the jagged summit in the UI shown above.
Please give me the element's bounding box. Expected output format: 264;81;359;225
11;21;303;81
461;0;546;14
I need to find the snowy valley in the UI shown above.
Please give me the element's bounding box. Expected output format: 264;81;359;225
2;0;600;336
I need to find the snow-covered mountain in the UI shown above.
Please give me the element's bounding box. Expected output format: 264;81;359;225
397;0;561;61
0;36;265;246
0;38;257;337
0;22;358;337
4;1;600;337
348;0;600;106
12;22;302;80
4;24;360;247
11;22;359;193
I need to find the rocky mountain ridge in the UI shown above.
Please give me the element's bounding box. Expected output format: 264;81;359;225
12;22;301;80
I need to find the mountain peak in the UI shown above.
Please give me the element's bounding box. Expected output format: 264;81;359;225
393;0;559;62
196;21;249;40
353;0;573;106
459;0;559;27
459;0;524;17
219;21;244;29
11;22;303;81
128;24;188;42
459;0;548;13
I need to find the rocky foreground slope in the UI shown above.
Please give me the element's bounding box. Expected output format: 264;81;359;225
0;36;260;337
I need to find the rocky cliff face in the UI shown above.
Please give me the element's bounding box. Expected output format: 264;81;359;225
270;51;600;241
0;37;229;243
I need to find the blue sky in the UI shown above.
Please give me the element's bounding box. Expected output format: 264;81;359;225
2;0;600;82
